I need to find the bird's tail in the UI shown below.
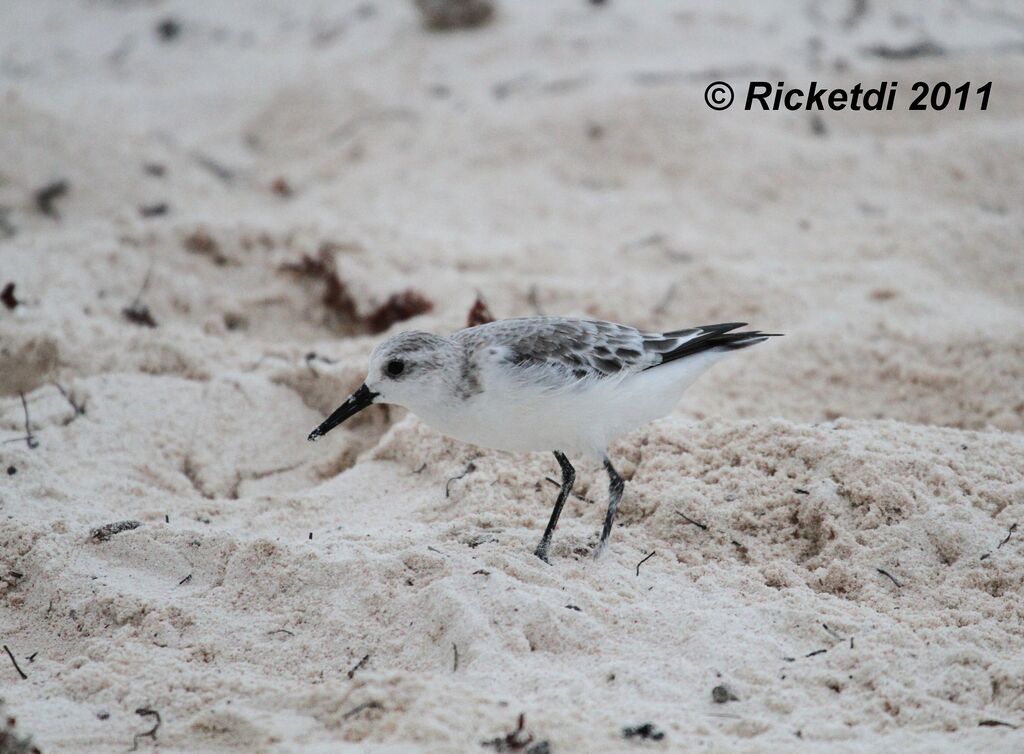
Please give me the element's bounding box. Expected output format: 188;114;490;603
657;323;782;365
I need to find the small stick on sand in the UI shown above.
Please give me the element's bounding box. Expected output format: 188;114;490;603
347;653;370;679
122;266;157;328
130;707;161;751
636;550;656;576
54;382;86;419
997;523;1017;549
3;644;27;680
445;462;476;498
342;700;382;720
20;393;38;449
822;624;842;641
876;568;902;588
452;643;459;672
482;713;534;751
676;511;709;530
805;648;827;658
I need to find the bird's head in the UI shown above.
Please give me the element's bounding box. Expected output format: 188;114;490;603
307;331;454;441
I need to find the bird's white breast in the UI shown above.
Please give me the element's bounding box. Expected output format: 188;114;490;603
406;348;727;459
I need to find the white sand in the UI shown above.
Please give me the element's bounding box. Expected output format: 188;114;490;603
2;1;1023;751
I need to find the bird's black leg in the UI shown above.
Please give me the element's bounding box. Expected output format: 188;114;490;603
594;457;624;559
534;451;575;563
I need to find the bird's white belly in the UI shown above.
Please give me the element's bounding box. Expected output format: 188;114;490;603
409;353;723;459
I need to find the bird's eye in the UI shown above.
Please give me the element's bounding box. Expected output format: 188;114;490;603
386;359;405;377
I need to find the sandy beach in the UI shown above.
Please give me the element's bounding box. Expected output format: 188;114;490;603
2;1;1023;751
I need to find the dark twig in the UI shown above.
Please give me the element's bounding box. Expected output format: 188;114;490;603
876;568;902;588
675;511;708;530
3;644;27;679
805;648;828;658
822;624;842;641
452;643;459;672
341;700;382;720
131;708;161;751
26;651;38;662
19;392;38;449
482;713;536;751
122;266;157;328
636;550;656;576
267;629;294;637
445;462;476;498
998;523;1017;549
177;574;192;586
192;152;235;183
55;382;86;418
348;653;370;679
979;719;1019;729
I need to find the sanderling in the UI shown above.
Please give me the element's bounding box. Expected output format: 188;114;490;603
308;317;780;561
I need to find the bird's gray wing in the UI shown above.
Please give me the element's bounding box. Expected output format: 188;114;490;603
456;317;773;387
455;317;663;386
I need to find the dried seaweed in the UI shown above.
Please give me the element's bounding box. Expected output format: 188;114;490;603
1;283;19;310
481;714;549;752
467;294;495;327
91;520;141;541
622;722;664;740
365;289;433;333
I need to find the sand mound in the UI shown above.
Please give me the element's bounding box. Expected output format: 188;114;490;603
3;1;1023;752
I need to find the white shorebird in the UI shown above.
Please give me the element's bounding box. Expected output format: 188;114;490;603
308;317;779;561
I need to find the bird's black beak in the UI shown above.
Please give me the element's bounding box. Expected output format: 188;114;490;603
307;384;379;441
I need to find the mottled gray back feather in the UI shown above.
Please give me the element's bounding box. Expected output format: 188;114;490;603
454;316;750;386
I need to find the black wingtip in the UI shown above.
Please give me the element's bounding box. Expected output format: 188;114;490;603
651;325;782;366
